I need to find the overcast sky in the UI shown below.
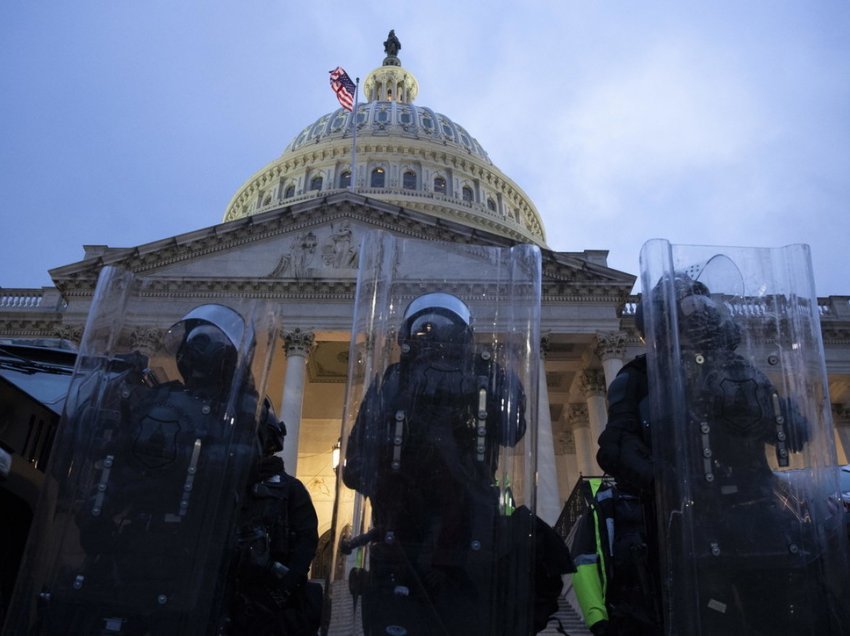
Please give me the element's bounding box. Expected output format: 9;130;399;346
2;1;848;296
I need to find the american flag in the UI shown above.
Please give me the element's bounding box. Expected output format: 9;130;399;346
329;66;356;112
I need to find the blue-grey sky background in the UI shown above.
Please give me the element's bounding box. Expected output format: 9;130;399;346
2;1;849;296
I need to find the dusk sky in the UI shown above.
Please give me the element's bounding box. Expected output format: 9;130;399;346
2;1;849;296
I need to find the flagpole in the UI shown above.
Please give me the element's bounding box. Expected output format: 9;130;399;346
350;77;359;191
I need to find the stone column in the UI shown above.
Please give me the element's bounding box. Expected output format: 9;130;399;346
280;328;315;474
833;404;850;465
554;420;579;500
569;404;595;477
580;369;607;474
537;335;561;526
596;330;628;389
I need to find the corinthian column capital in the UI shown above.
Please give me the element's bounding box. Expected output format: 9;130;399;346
283;328;315;358
595;330;627;362
129;326;164;357
55;323;84;346
567;403;589;427
580;368;606;398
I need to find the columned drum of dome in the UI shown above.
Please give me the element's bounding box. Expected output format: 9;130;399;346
223;32;547;247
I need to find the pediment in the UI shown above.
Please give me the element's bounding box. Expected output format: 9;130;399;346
140;217;368;281
48;193;635;299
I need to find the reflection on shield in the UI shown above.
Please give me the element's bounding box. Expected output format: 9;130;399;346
717;377;763;437
133;405;182;469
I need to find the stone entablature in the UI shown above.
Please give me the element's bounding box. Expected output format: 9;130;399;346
49;195;558;295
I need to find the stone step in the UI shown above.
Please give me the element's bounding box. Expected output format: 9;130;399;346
323;579;593;635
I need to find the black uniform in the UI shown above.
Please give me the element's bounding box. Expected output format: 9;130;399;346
226;399;321;636
600;274;832;635
40;306;259;636
675;344;819;635
228;467;320;635
596;355;662;636
342;293;534;635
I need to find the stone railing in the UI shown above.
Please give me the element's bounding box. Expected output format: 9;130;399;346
818;296;850;320
623;294;850;322
0;289;44;309
0;288;66;312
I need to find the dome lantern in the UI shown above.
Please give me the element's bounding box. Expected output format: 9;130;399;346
363;30;419;104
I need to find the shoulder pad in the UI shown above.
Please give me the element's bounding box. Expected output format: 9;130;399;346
607;372;631;406
623;354;647;374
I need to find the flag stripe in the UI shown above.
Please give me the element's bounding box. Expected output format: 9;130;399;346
329;66;356;112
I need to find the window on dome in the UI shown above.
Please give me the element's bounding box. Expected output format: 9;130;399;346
310;120;324;139
403;171;417;190
487;197;497;212
339;170;351;188
377;109;389;123
310;176;323;192
422;116;433;129
284;185;295;199
400;111;412;124
371;168;386;188
462;186;473;202
434;176;447;194
357;108;367;124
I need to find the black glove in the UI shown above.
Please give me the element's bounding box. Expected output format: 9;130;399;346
590;619;609;635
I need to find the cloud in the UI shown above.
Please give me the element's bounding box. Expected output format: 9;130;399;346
551;40;767;220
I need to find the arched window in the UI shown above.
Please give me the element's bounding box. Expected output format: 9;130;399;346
339;170;351;188
487;197;497;212
462;186;473;202
433;176;447;194
403;171;417;190
371;167;385;188
284;185;295;199
310;176;323;192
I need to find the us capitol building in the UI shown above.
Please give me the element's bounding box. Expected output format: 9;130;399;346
2;34;849;540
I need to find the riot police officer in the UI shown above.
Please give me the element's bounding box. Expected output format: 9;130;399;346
43;304;260;635
595;348;661;636
600;273;823;635
342;292;529;635
227;399;321;635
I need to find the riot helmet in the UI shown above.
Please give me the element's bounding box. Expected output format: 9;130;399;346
397;292;473;358
259;396;286;455
678;292;741;351
164;304;248;394
635;273;709;338
637;273;740;350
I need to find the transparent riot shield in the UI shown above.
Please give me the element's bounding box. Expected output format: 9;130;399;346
3;266;281;636
640;240;850;635
326;232;541;636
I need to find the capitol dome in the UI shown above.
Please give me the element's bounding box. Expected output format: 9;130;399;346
223;33;546;246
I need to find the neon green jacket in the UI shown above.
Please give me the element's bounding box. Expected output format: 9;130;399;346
571;478;610;631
